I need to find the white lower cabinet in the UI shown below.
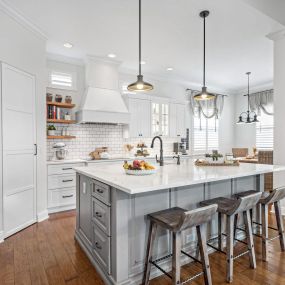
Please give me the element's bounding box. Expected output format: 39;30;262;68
47;162;84;213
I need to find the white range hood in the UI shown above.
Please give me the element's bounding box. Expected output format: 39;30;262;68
76;56;130;124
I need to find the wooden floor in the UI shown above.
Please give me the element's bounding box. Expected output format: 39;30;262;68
0;211;284;285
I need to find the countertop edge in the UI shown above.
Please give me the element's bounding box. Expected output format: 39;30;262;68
74;166;285;195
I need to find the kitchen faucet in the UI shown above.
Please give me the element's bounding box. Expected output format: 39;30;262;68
151;136;164;166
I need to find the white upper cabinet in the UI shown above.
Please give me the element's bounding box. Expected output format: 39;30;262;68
169;103;186;138
151;101;169;137
126;94;186;139
128;98;151;138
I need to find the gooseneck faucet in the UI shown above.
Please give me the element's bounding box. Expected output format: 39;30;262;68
151;136;164;166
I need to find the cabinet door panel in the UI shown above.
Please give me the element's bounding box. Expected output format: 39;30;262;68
128;98;151;138
79;175;92;245
176;104;186;137
128;191;170;275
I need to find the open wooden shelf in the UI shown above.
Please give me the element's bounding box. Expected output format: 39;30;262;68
47;102;75;108
47;135;76;139
47;119;76;124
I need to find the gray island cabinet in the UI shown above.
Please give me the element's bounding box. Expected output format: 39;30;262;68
74;159;285;285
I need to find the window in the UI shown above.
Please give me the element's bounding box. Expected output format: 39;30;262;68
192;116;219;154
151;102;169;136
256;113;274;150
48;70;77;90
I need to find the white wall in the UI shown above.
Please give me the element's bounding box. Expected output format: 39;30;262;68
272;30;285;213
233;93;256;151
0;5;47;230
46;55;85;117
219;94;235;154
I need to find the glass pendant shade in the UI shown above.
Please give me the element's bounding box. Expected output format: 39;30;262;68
194;86;216;101
127;75;153;92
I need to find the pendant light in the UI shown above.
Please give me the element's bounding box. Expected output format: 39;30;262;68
127;0;153;92
237;72;259;124
194;10;215;101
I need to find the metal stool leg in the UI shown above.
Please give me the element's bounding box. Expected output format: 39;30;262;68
143;221;158;285
261;204;269;262
172;231;181;285
243;210;256;269
274;201;285;251
226;215;234;283
197;224;212;285
218;213;222;251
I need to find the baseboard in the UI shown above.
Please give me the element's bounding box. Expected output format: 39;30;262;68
48;204;75;214
37;209;49;222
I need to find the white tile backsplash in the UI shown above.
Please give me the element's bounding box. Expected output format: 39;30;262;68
46;123;182;160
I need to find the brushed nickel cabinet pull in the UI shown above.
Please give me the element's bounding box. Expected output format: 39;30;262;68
62;167;72;170
96;188;104;194
95;212;102;218
62;194;73;198
95;242;102;249
62;179;73;183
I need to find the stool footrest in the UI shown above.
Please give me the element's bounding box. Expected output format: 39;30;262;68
150;251;204;283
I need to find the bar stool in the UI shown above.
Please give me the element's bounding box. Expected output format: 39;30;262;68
200;192;261;283
233;187;285;262
143;205;218;285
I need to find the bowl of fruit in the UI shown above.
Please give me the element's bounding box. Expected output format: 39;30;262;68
123;160;156;175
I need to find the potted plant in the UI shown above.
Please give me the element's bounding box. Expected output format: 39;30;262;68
47;125;56;136
205;153;224;163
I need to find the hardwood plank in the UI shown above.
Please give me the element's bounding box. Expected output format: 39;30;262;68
0;210;284;285
15;270;32;285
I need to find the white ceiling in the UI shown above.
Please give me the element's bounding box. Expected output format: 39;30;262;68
6;0;284;93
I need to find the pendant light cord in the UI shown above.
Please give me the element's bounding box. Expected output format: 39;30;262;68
247;72;250;112
139;0;142;76
203;15;206;87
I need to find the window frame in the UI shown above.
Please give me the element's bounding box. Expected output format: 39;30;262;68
191;116;219;154
256;113;274;150
48;69;77;91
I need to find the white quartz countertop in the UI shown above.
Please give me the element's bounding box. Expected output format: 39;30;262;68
74;159;285;195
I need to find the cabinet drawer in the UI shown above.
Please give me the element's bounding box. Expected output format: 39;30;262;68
92;181;110;205
48;163;85;176
92;198;110;236
48;174;76;190
48;188;76;208
92;223;111;274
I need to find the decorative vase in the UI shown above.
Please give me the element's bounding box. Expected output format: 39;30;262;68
48;130;55;136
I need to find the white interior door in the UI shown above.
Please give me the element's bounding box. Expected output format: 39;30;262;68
1;63;36;238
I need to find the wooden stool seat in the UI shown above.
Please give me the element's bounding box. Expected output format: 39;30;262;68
233;190;270;204
233;187;285;262
148;207;187;231
200;197;239;215
200;192;261;283
143;205;218;285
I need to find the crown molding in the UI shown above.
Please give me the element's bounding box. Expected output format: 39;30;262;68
267;29;285;41
47;53;85;66
0;0;47;41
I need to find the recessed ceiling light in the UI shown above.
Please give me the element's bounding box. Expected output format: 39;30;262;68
141;60;146;65
108;53;117;58
63;43;73;48
167;67;174;71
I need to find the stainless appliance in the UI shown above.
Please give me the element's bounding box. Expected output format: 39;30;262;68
173;142;187;155
53;142;68;160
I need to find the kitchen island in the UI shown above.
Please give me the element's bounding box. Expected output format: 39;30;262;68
74;159;285;285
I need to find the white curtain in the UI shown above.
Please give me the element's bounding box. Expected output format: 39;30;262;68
187;89;226;131
249;89;273;116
